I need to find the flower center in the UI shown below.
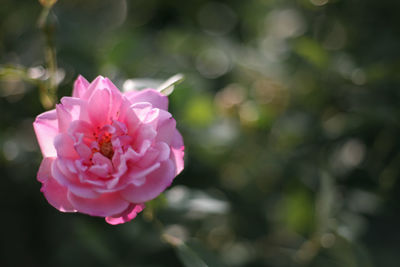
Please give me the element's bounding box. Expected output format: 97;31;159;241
100;140;114;159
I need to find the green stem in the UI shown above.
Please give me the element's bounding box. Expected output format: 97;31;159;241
37;6;50;29
37;4;58;109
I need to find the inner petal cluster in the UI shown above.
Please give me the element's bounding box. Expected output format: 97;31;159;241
53;101;173;197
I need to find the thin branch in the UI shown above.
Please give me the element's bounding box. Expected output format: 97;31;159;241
37;3;58;109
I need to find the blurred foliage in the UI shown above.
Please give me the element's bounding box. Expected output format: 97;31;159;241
1;0;400;266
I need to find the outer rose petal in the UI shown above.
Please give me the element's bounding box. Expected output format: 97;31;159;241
171;130;185;175
120;159;176;203
67;191;130;217
33;109;58;157
124;89;168;110
105;203;145;225
72;75;89;98
38;157;76;212
155;110;176;144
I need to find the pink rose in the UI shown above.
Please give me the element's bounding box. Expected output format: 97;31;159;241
33;75;184;225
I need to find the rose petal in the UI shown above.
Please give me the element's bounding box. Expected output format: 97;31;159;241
68;120;94;141
42;179;77;213
125;162;161;186
37;157;55;183
124;104;144;135
92;152;113;171
67;192;129;217
60;97;90;123
135;124;157;148
124;89;168;110
89;164;109;178
51;158;98;197
54;133;79;159
87;86;111;127
136;142;170;168
56;104;72;133
38;158;76;212
171;130;184;175
84;77;123;122
72;75;89;98
74;134;92;160
112;141;151;178
105;203;145;225
115;96;133;122
104;77;123;120
121;159;175;203
51;158;99;199
82;76;104;100
33;109;58;157
68;183;101;199
155;110;176;145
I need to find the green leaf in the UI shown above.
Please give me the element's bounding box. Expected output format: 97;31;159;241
157;73;184;96
122;78;163;92
163;232;225;267
175;243;209;267
122;73;184;96
294;37;329;68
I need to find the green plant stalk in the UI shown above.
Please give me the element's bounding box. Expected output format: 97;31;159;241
38;4;58;109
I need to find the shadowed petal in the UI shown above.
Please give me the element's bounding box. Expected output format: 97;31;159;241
88;152;113;178
121;159;175;203
68;120;94;142
51;158;101;199
171;130;185;175
136;142;170;168
125;162;161;186
74;134;92;160
155;110;176;145
38;157;76;212
67;191;129;217
37;157;55;183
124;103;149;135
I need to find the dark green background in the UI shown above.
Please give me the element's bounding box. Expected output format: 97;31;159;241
1;0;400;266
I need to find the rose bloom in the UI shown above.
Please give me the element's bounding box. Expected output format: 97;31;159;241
33;75;184;225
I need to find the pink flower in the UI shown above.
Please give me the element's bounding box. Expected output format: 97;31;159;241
33;75;184;225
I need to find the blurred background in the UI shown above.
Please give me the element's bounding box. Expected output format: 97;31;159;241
1;0;400;266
